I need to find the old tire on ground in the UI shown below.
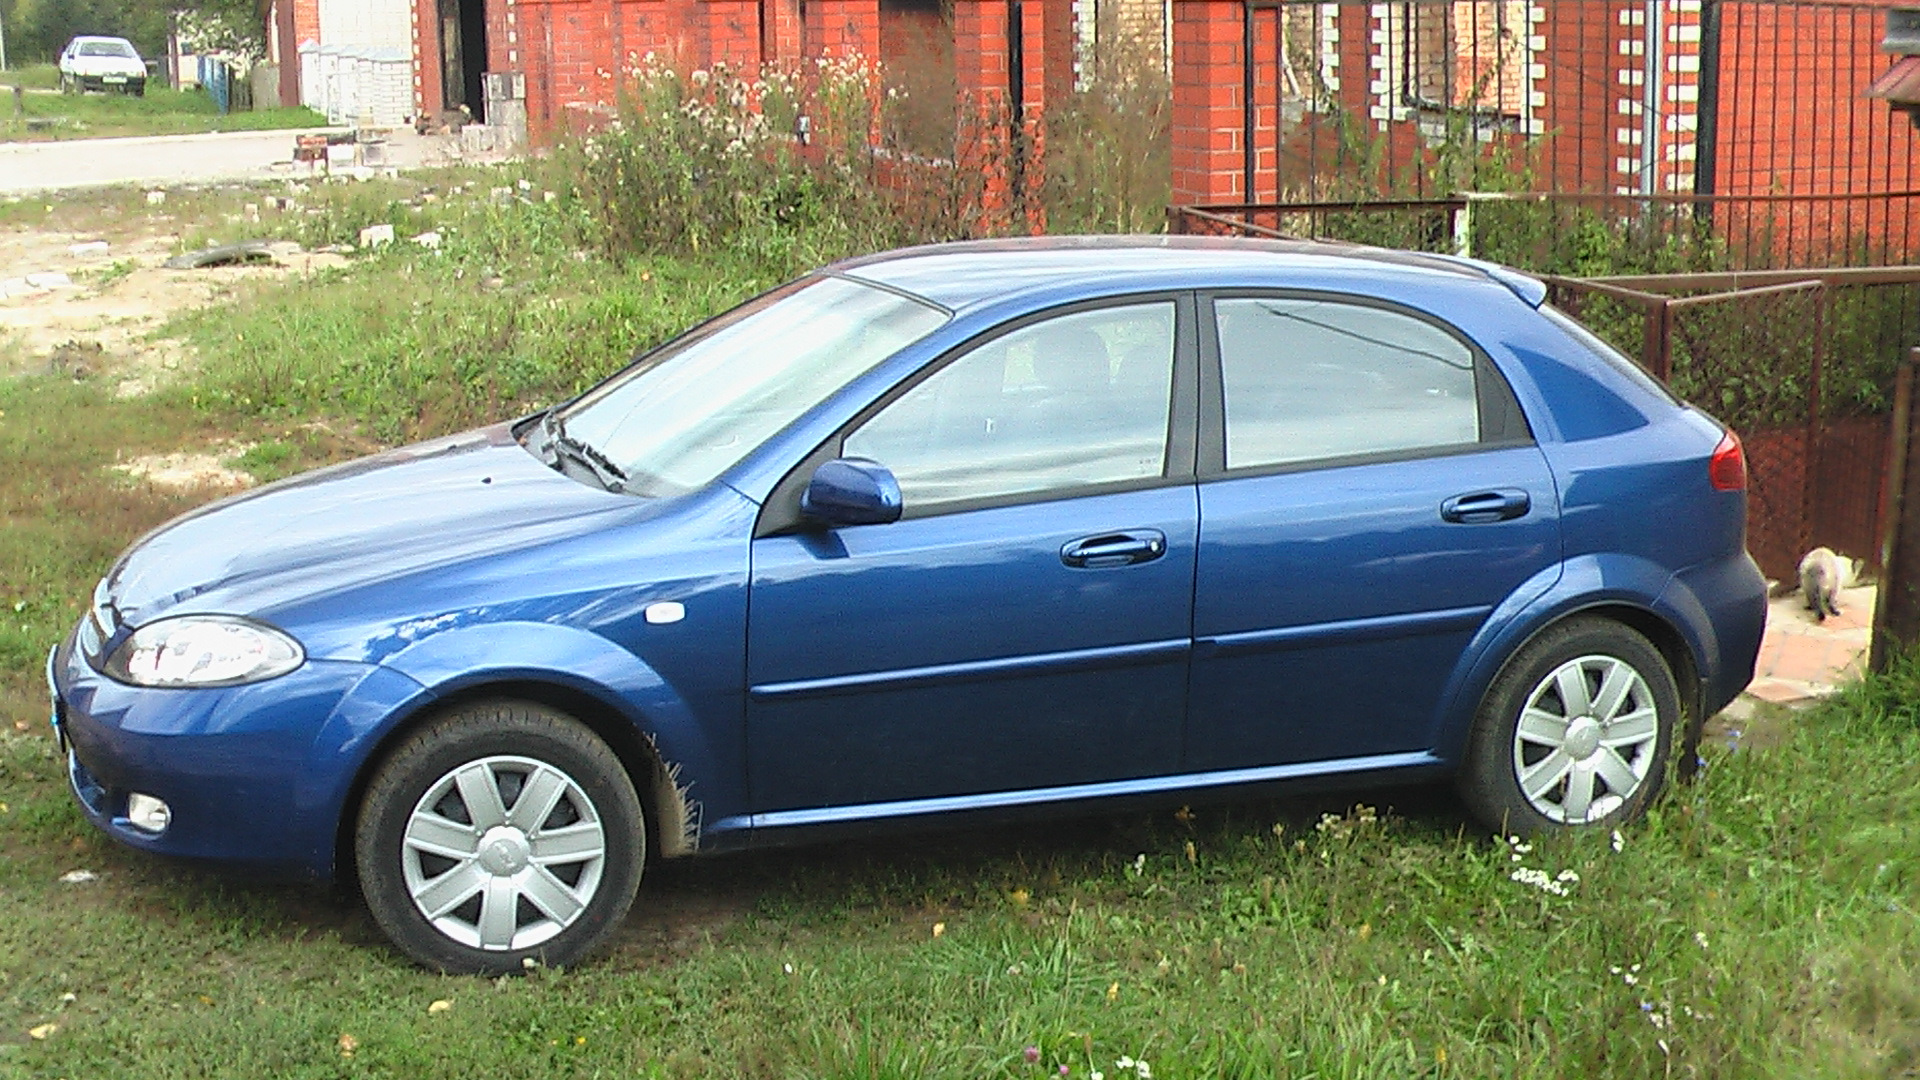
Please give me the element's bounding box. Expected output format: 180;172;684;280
354;699;644;974
1458;616;1679;836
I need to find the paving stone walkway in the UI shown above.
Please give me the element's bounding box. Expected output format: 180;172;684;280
1711;580;1874;741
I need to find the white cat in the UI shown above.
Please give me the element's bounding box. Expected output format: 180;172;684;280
1797;546;1846;622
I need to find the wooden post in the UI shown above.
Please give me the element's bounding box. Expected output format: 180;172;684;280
1869;349;1920;673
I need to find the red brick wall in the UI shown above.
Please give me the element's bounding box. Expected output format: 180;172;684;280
296;0;320;46
805;0;881;59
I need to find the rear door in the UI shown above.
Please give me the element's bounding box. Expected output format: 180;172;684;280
1188;292;1561;771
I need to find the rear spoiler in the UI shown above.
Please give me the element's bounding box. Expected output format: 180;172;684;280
1422;253;1549;308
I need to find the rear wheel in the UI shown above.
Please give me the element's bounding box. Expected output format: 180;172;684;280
354;700;644;974
1458;617;1679;836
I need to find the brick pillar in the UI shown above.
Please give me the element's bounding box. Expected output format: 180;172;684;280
277;0;303;110
705;0;761;70
1016;0;1047;232
953;0;1048;232
763;0;803;65
1040;0;1071;109
1170;0;1243;206
953;0;1012;230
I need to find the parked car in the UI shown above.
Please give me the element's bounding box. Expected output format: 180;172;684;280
48;237;1767;974
58;35;148;96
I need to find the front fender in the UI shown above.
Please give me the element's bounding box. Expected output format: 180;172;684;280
300;621;740;876
1428;554;1698;763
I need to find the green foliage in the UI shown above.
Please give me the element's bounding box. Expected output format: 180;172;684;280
171;173;778;443
1043;17;1171;235
1;0;258;64
561;57;974;273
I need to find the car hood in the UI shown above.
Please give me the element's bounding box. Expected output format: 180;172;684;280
105;423;642;626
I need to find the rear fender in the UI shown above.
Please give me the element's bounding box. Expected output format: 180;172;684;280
1429;554;1702;763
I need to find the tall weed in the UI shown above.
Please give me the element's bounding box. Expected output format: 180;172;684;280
562;56;975;271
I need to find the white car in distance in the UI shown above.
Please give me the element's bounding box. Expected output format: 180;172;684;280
58;36;149;96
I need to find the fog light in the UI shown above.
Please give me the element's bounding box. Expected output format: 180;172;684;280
126;793;171;835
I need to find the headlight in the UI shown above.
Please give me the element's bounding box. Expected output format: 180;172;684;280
103;616;304;688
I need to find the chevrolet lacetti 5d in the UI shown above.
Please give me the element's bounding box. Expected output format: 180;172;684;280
50;237;1767;973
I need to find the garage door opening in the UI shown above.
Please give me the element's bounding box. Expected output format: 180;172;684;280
438;0;490;120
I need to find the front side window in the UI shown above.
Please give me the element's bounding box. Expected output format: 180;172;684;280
1216;296;1479;470
845;302;1178;509
556;275;948;495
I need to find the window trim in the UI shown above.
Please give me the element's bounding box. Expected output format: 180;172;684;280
754;291;1201;537
1197;289;1533;482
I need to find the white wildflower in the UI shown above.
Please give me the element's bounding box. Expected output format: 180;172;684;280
1611;829;1625;853
1694;931;1709;949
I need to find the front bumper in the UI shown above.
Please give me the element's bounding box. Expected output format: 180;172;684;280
49;629;386;876
74;74;145;92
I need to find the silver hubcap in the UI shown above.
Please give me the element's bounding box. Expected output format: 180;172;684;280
1512;654;1660;824
402;755;607;951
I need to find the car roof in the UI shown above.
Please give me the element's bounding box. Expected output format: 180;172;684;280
831;235;1543;312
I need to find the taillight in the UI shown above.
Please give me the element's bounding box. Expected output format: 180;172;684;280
1709;430;1747;492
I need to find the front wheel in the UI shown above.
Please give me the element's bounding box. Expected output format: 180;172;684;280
354;700;645;974
1458;617;1680;836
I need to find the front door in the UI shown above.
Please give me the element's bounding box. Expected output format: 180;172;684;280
746;297;1199;815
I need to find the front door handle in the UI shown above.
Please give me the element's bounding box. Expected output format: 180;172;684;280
1061;530;1167;569
1441;489;1531;524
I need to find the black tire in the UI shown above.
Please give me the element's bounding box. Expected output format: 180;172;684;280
129;83;145;98
354;700;644;974
1458;616;1680;836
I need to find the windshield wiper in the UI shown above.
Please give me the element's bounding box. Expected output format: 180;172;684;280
540;412;628;494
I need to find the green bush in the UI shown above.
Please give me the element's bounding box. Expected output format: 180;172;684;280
561;56;974;273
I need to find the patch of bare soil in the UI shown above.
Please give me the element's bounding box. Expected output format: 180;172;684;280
112;446;256;492
0;221;347;395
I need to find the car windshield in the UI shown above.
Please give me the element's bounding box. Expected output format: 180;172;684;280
555;275;949;495
78;41;138;57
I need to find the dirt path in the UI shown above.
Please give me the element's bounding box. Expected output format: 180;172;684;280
0;129;483;193
0;221;347;394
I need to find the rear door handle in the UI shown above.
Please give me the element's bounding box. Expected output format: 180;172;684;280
1441;489;1531;524
1061;530;1167;568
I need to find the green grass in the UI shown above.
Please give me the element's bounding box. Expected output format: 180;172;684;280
169;172;789;443
0;64;60;90
4;83;326;142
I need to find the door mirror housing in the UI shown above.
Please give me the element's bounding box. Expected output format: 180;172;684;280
801;458;903;527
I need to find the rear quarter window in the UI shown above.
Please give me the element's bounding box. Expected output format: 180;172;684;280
1541;305;1680;406
1523;305;1680;442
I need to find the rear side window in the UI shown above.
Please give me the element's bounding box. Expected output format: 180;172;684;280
1214;297;1483;470
1540;305;1679;406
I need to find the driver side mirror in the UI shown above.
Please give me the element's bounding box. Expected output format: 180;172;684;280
801;458;902;527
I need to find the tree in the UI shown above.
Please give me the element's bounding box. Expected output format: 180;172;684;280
3;0;259;65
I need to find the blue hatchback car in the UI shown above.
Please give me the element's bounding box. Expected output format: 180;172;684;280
50;237;1766;972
